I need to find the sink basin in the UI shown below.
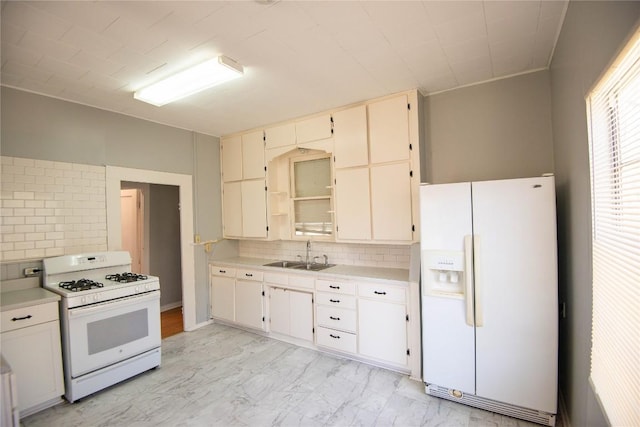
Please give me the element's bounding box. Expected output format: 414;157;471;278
263;260;306;268
263;261;335;271
290;263;336;271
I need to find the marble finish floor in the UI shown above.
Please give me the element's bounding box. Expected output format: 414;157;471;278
23;323;545;427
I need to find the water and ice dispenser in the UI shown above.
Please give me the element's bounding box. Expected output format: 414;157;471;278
423;251;465;297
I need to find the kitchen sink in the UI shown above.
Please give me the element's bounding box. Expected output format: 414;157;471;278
263;261;335;271
263;260;306;268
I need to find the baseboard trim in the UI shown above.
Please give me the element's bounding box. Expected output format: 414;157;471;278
161;301;182;312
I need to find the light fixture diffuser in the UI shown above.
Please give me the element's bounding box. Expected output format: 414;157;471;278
134;55;243;106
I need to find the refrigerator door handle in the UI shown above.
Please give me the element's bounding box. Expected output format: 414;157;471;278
474;234;484;327
464;235;475;327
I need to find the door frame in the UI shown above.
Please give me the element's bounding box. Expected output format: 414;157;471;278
106;166;197;331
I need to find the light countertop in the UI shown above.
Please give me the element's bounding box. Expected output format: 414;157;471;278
210;257;412;285
1;288;60;312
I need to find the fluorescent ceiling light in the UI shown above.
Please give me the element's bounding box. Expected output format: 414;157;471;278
134;55;243;106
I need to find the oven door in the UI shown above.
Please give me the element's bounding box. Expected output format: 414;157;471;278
67;291;161;378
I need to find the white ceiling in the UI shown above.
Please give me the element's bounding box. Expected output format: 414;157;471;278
0;1;568;137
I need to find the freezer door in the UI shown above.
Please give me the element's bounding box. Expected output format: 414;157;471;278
420;182;475;394
472;176;558;413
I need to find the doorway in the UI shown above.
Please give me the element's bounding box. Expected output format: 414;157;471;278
106;167;197;332
120;187;144;273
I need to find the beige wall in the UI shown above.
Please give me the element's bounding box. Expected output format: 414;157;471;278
550;2;640;426
423;70;554;184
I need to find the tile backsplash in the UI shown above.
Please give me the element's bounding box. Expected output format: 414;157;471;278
239;240;411;269
1;156;107;262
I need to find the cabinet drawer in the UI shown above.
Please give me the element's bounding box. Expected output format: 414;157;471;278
317;306;356;333
236;269;263;282
358;282;406;303
316;327;357;354
316;279;355;295
1;302;58;333
264;272;288;286
315;292;356;310
288;274;314;290
210;266;236;278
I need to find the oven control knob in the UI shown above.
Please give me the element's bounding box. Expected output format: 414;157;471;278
93;294;100;301
81;297;86;304
135;286;139;292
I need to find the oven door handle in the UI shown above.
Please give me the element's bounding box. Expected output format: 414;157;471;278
68;291;160;318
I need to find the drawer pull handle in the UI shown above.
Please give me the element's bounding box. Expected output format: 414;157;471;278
329;299;340;303
329;334;340;339
246;273;253;277
374;291;387;295
219;270;226;273
12;315;33;321
329;316;341;321
329;285;340;289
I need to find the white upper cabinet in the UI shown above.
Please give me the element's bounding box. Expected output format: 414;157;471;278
335;167;371;241
333;105;368;169
295;114;332;145
221;135;243;182
222;182;242;237
242;130;266;180
368;94;411;164
241;180;268;238
264;123;296;150
370;163;413;241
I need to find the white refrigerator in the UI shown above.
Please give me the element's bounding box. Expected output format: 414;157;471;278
420;176;558;426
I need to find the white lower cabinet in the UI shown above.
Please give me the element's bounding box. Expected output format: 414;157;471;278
1;301;64;417
210;266;236;322
315;278;357;354
268;287;313;342
358;282;408;367
234;269;264;330
210;266;264;331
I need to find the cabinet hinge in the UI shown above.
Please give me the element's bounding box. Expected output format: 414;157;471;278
264;166;267;172
412;224;415;232
265;186;268;191
409;143;412;150
266;226;269;232
407;103;411;110
406;349;410;356
262;291;265;296
312;327;315;333
409;170;413;177
262;316;265;322
406;314;409;321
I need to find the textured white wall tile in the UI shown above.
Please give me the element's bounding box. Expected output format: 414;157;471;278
0;156;107;261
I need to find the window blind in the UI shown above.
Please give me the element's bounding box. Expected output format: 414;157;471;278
586;25;640;427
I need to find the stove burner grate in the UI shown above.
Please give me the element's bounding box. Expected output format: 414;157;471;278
105;272;149;283
59;279;104;292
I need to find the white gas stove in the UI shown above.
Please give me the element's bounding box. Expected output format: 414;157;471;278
42;251;161;403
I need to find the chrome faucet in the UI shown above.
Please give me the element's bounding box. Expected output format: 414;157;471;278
306;240;311;266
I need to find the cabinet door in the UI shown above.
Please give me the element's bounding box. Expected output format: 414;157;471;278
242;130;265;180
370;163;413;241
289;290;313;342
1;321;64;413
265;123;296;150
221;135;243;182
269;287;289;335
295;114;332;145
210;275;235;321
222;182;242;237
333;105;368;168
241;180;268;238
358;298;407;366
335;167;371;241
235;279;264;330
368;95;410;164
